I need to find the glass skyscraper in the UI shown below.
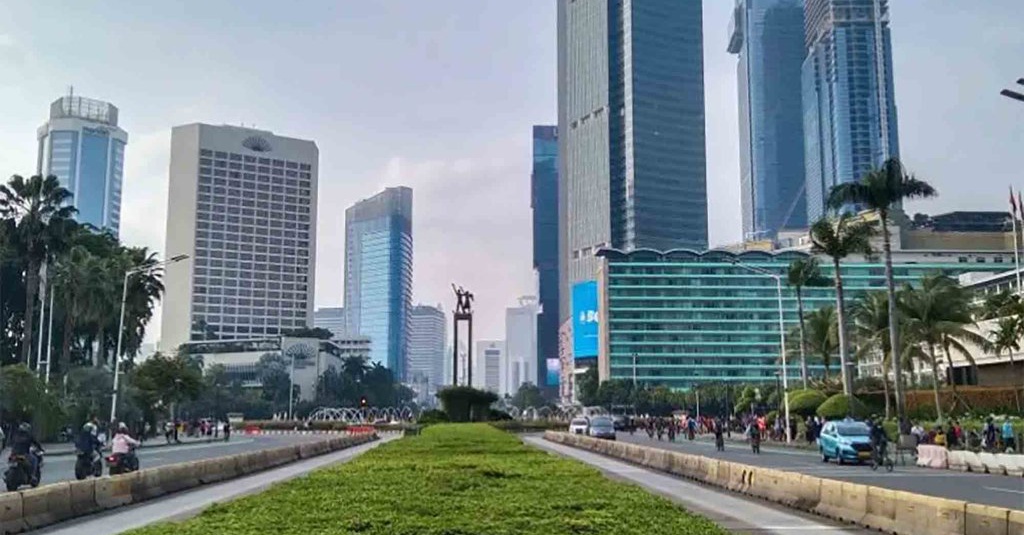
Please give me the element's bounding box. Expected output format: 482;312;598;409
531;125;560;388
407;304;446;398
557;0;707;322
802;0;900;221
344;187;413;380
37;94;128;236
728;0;807;241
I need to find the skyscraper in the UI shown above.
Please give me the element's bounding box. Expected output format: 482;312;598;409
344;187;413;379
557;0;707;322
474;340;505;394
531;125;559;389
505;296;540;396
803;0;899;221
161;124;318;351
37;94;128;236
407;304;446;398
313;307;346;338
728;0;807;240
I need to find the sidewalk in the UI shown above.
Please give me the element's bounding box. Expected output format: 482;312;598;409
40;435;226;457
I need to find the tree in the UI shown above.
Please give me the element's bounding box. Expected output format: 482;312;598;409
130;352;204;418
980;291;1022;320
899;274;986;421
809;214;875;395
510;382;546;409
282;327;335;340
804;306;839;381
258;353;291;408
852;291;895;418
989;316;1022;412
787;257;830;387
828;158;937;431
0;175;77;364
576;366;599;406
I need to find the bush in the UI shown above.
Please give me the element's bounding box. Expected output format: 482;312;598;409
417;409;449;425
436;386;498;422
128;424;728;535
489;420;568;433
787;389;828;417
489;409;513;421
816;394;870;420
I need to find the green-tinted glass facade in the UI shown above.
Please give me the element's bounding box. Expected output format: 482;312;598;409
600;249;1008;390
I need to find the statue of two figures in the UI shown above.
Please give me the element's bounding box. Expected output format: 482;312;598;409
452;284;473;315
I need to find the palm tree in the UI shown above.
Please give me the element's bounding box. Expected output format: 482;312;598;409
989;316;1022;412
0;175;77;365
827;158;937;431
852;292;894;418
787;257;830;388
899;274;985;421
980;290;1022;320
804;306;839;381
809;214;876;395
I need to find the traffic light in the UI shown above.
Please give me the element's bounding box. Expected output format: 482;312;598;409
359;396;368;408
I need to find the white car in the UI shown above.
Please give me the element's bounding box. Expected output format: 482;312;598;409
569;417;589;435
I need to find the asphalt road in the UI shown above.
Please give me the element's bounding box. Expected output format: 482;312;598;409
32;434;328;486
617;432;1024;510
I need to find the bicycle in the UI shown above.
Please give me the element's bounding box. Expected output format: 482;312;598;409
870;443;894;472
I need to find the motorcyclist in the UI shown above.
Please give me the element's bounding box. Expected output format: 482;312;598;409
869;417;889;464
8;423;43;480
76;422;103;458
111;423;141;471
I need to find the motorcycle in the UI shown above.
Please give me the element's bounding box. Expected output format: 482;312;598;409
106;448;139;476
74;450;103;480
4;447;43;492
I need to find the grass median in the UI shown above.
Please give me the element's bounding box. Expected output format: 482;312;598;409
130;423;727;535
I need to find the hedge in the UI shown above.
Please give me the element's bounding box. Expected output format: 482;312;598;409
489;420;568;433
787;389;828;417
128;424;728;535
816;394;870;420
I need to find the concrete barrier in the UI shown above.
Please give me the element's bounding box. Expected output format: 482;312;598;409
948;450;971;472
1008;509;1024;535
0;491;25;534
962;451;987;473
20;482;72;529
95;472;137;509
978;452;1001;475
893;491;966;535
862;486;897;533
994;453;1023;477
917;445;950;469
67;479;98;516
965;503;1009;535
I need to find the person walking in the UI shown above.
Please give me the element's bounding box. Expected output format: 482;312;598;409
983;418;998;451
1002;419;1016;452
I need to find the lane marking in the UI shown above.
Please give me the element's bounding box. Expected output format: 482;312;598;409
984;486;1024;495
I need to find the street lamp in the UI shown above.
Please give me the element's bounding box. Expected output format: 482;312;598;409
110;254;190;422
730;259;792;444
1001;78;1024;103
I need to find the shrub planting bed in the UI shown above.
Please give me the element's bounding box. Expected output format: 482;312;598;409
130;424;727;535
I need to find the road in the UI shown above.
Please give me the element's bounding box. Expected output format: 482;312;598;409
526;436;871;535
617;432;1024;510
35;433;329;486
36;436;393;535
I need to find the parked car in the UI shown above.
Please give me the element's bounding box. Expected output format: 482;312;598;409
587;416;616;440
818;419;873;464
569;417;589;435
611;415;628;431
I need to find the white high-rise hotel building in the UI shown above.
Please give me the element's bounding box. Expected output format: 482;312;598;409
161;124;318;351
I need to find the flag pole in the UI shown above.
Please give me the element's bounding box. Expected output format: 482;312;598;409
1012;187;1022;294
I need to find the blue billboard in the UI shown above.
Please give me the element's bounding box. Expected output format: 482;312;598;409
572;280;599;358
545;358;560;387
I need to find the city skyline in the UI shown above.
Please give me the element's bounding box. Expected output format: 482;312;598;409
0;1;1021;345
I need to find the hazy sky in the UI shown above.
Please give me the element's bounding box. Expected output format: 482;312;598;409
1;1;1022;343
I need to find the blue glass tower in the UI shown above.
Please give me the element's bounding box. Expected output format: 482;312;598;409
344;187;413;380
728;0;807;241
37;95;128;236
532;125;560;388
557;0;707;322
802;0;900;221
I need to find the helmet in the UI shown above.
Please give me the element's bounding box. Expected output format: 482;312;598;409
83;422;97;434
18;423;30;433
118;423;129;432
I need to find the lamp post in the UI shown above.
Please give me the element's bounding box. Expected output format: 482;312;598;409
1001;78;1024;103
110;254;189;422
731;259;792;443
632;352;638;385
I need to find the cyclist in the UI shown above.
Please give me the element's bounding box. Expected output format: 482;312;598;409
869;418;889;466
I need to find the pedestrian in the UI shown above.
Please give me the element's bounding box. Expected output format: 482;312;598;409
1002;419;1016;453
983;418;998;451
933;426;947;447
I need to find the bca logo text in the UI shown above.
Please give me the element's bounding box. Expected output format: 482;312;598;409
578;310;599;324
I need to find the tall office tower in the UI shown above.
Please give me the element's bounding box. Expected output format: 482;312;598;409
37;94;128;236
344;187;413;379
505;296;540;396
728;0;807;241
803;0;899;221
313;307;346;338
531;125;560;389
407;304;446;396
557;0;708;322
161;124;318;351
474;340;505;393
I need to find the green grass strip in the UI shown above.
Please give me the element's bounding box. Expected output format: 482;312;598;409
129;424;728;534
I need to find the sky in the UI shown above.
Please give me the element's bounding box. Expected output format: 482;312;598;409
0;1;1022;344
